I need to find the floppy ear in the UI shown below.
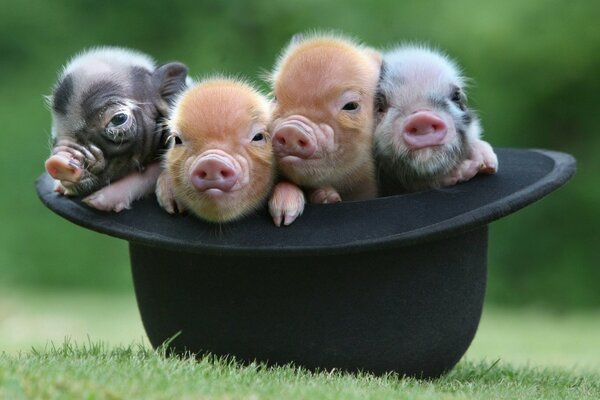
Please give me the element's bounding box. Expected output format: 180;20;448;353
152;62;189;116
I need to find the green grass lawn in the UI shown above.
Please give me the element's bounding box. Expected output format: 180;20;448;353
2;343;599;400
1;289;599;399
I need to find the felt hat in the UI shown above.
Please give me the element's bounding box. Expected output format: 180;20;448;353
36;148;575;377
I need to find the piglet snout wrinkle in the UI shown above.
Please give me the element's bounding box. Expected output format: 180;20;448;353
402;111;448;150
190;154;239;192
273;123;317;159
45;154;82;182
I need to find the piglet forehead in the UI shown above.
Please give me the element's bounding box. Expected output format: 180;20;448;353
382;46;465;99
172;80;269;141
274;42;379;110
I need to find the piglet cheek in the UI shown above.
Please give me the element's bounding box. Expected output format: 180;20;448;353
313;123;336;154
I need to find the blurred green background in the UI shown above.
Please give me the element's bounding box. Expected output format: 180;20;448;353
1;0;598;309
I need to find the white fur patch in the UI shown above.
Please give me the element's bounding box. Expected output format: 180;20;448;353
61;46;156;79
383;44;464;89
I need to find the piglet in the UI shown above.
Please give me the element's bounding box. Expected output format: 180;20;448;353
44;47;188;211
268;33;382;226
156;78;275;223
374;45;498;194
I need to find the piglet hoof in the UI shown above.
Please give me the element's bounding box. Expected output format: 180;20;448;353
53;180;67;195
269;181;305;227
82;191;131;213
308;186;342;204
474;139;498;175
155;172;185;214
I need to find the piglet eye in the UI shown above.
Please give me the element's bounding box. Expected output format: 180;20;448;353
109;113;128;127
252;132;265;142
342;101;359;111
450;89;461;103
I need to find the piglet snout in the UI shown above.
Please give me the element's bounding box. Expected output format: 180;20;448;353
273;123;317;159
45;154;82;182
402;111;447;150
191;154;239;193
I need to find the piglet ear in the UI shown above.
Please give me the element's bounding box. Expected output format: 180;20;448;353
290;33;305;45
152;62;189;116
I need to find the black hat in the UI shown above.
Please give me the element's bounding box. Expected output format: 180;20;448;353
36;148;575;377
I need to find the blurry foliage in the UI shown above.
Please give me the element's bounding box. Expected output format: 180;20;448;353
0;0;598;308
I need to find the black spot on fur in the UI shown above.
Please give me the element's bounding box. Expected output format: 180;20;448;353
462;111;473;125
379;60;388;82
430;96;449;111
375;61;390;113
53;74;73;115
81;80;124;122
374;91;388;113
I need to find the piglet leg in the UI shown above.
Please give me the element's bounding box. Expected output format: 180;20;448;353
82;162;161;212
440;159;481;187
269;181;306;227
473;139;498;174
53;180;67;194
440;139;498;187
155;170;186;214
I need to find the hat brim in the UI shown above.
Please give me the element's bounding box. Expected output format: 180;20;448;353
35;148;575;256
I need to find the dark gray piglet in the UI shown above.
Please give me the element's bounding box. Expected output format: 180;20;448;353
374;45;497;194
45;47;188;211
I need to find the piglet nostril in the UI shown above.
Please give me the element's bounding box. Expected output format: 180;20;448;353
272;126;316;158
45;154;82;182
191;157;239;193
401;111;449;150
220;169;233;178
403;112;447;136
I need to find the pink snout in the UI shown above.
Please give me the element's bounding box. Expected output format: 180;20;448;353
272;125;316;159
402;111;448;150
190;155;239;193
45;154;82;182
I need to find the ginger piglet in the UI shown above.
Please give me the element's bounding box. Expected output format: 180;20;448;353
156;78;275;223
267;32;382;226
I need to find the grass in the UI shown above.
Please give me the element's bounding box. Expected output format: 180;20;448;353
1;341;599;400
1;289;600;399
